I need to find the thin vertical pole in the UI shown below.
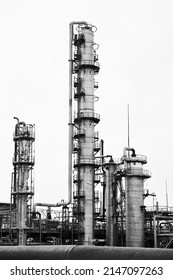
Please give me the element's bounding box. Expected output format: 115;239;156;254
127;104;130;148
166;180;168;211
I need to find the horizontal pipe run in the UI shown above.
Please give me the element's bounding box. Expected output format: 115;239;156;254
0;245;173;260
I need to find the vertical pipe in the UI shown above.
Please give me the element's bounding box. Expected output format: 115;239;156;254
100;140;106;219
153;216;157;248
68;23;73;205
105;159;116;246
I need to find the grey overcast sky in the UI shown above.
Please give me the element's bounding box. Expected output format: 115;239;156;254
0;0;173;208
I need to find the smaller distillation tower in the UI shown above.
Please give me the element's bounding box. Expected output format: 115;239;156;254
11;118;35;245
123;147;151;247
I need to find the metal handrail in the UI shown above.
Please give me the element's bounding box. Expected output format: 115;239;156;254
95;190;99;199
74;112;100;120
13;156;35;164
80;60;100;68
73;191;85;197
146;206;173;213
94;208;101;214
73;143;79;150
74;158;101;166
13;131;35;139
94;81;99;88
123;154;147;162
94;175;100;182
73;129;85;137
125;168;151;177
103;158;122;164
94;131;99;139
94;142;100;149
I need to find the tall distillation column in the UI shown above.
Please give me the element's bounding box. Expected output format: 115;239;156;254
123;148;151;247
11;118;35;245
72;23;100;245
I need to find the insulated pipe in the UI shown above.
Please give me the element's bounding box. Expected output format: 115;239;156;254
0;245;173;260
34;21;87;209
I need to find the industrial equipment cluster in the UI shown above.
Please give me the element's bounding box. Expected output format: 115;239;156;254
0;22;173;251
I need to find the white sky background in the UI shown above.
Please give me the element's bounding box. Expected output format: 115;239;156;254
0;0;173;208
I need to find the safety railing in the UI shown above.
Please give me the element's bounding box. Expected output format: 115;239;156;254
73;174;78;182
94;174;100;183
103;158;122;164
11;186;34;195
74;158;101;167
94;81;99;88
94;142;100;151
146;206;173;213
80;60;100;68
94;131;99;139
73;141;100;151
74;60;100;73
74;87;85;99
94;208;101;215
74;49;81;61
73;143;79;152
13;124;35;140
73;129;85;138
73;191;85;198
13;156;35;165
124;154;147;163
73;76;82;87
125;168;151;177
95;190;99;200
74;112;100;123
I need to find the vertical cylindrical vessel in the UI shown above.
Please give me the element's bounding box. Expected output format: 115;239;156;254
105;159;116;246
11;119;35;245
73;23;100;244
124;153;151;247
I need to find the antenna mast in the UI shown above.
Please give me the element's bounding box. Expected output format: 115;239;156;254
127;104;130;158
127;104;130;148
166;179;168;211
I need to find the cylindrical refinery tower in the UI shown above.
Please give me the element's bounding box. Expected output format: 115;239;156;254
11;118;35;245
123;148;151;247
72;22;100;245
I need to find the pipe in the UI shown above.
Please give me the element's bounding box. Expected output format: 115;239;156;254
14;117;19;124
0;245;173;260
14;117;26;127
34;21;88;209
100;140;106;219
123;147;136;158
